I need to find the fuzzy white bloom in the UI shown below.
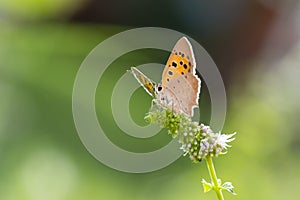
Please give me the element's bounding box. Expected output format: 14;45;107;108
216;132;236;149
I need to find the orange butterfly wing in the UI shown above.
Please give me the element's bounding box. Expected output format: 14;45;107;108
160;37;201;116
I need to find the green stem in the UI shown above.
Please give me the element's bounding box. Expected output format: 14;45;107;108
206;156;224;200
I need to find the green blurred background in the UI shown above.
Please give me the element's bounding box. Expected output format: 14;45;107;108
1;0;300;199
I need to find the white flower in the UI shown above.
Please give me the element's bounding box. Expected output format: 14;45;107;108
216;132;236;149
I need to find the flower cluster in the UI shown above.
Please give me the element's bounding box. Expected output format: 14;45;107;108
145;103;236;162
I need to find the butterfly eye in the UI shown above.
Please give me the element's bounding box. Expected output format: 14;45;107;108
157;86;162;92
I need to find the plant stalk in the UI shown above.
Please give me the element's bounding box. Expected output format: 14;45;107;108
206;156;224;200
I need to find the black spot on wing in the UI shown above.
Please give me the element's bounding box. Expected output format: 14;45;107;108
172;62;177;67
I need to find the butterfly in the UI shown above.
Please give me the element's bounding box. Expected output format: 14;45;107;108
129;37;201;117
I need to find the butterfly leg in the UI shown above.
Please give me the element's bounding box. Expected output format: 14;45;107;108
171;101;174;116
151;99;156;108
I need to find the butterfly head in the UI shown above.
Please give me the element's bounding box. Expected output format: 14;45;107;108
154;84;162;93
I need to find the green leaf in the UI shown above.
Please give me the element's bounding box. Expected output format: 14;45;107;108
221;182;237;195
201;179;212;193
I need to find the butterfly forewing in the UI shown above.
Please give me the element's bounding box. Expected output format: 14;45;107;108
159;37;201;116
129;67;156;97
162;37;197;86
